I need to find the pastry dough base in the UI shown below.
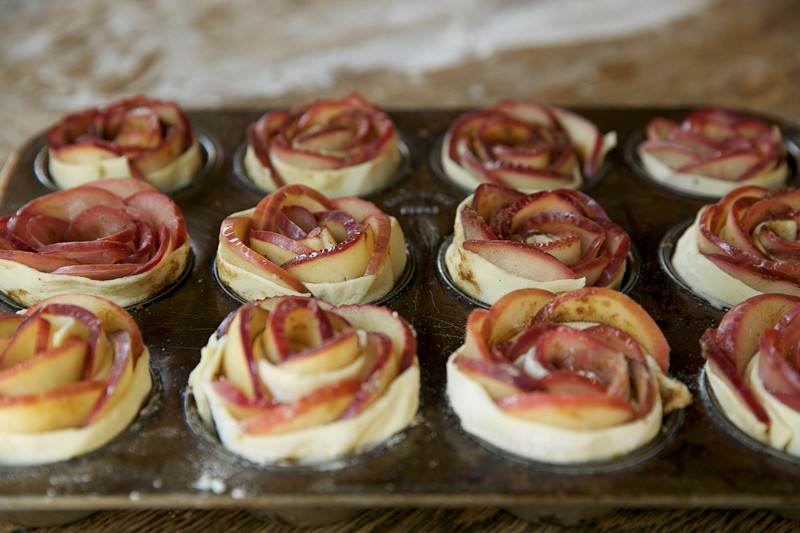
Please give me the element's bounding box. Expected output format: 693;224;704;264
447;347;663;464
189;332;419;464
671;213;760;307
0;242;190;308
49;141;203;193
639;148;787;198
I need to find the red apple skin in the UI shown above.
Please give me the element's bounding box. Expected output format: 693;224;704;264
472;183;526;220
340;332;396;417
497;390;635;430
241;379;360;435
456;356;536;399
251;184;333;232
714;294;800;374
483;288;556;347
701;329;771;425
219;215;308;292
535;288;670;371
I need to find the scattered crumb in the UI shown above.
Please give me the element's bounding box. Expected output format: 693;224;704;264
129;491;141;501
192;473;226;494
231;487;247;499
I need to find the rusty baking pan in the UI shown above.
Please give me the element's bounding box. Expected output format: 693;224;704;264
1;108;800;523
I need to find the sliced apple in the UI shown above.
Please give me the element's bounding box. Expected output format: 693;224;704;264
497;391;635;430
86;177;157;199
457;356;536;399
68;205;135;243
472;183;526;221
640;140;701;169
218;215;307;293
251;184;334;231
714;294;800;373
241;379;359;435
705;253;800;297
223;304;269;400
0;380;106;433
83;330;136;425
0;315;51;370
646;117;680;141
39;240;132;264
0;338;87;396
341;331;398;417
508;191;581;233
483;288;556;346
22;214;70;247
212;378;276;420
330;196;384;220
263;297;335;362
550;107;603;176
249;230;312;264
535;288;670;371
278;329;360;373
282;225;371;283
679;151;763;181
463;239;578;282
125;191;187;247
333;303;417;370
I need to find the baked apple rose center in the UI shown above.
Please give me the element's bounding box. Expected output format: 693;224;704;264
702;294;800;455
217;184;407;305
445;183;629;304
673;186;800;307
189;296;419;464
441;101;616;191
0;178;190;307
447;287;690;463
46;95;201;192
639;108;787;196
0;294;151;465
245;92;401;197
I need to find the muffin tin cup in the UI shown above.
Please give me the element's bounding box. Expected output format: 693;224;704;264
1;107;800;514
436;234;641;309
33;127;222;197
428;133;612;197
623;127;800;203
232;132;414;199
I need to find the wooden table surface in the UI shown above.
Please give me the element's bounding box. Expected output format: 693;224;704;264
1;0;799;530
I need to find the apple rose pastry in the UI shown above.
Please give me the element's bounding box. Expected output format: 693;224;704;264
445;183;630;305
0;178;190;307
46;95;202;192
441;101;616;191
0;294;152;465
216;184;407;305
448;288;691;463
189;295;419;464
672;186;800;307
244;92;402;197
639;108;787;197
702;294;800;455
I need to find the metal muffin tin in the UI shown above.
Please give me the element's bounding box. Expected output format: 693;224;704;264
1;108;800;521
